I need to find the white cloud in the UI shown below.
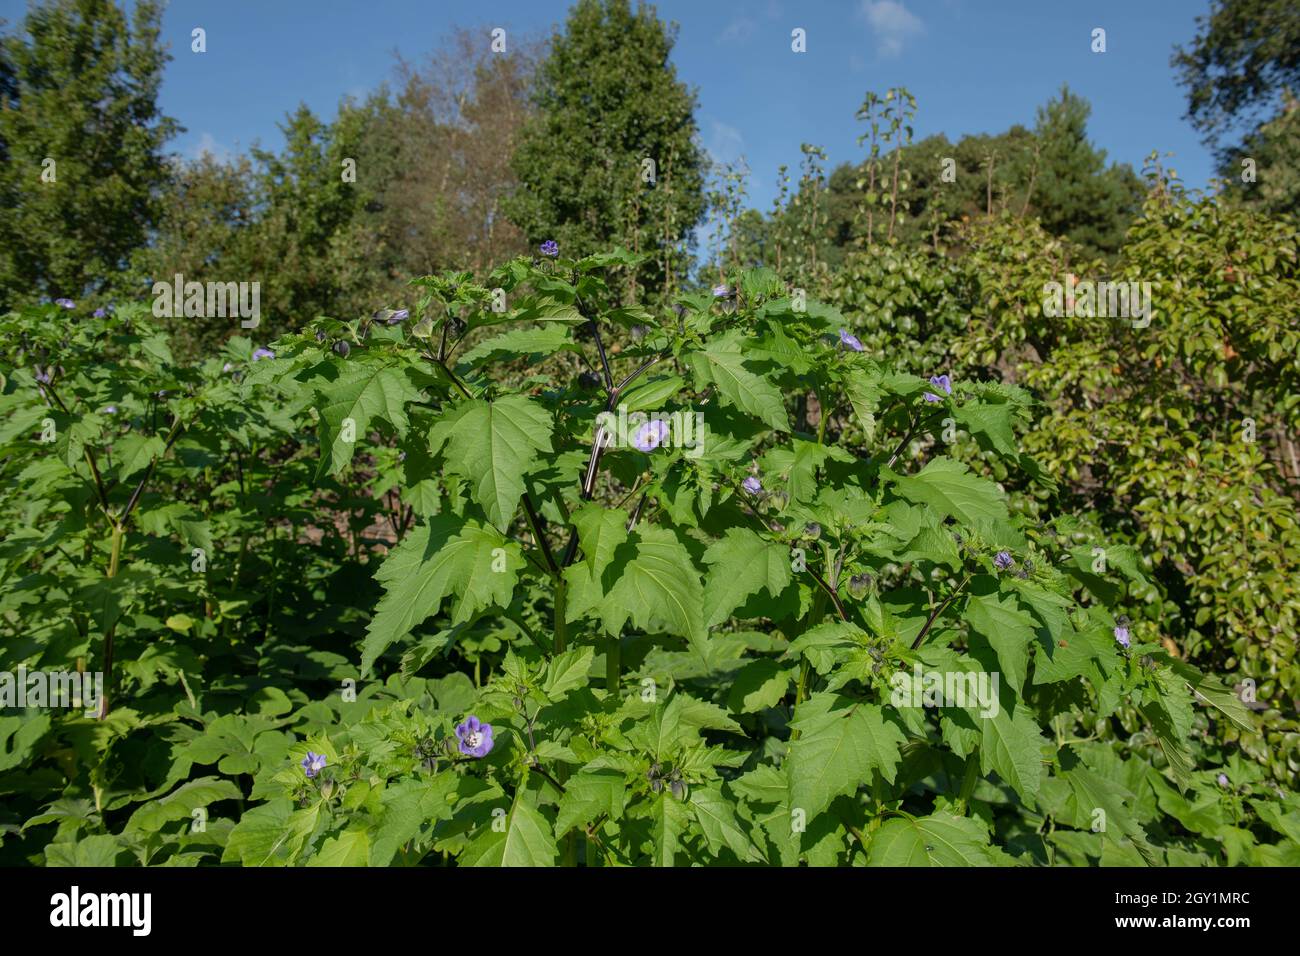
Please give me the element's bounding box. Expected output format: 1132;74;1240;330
705;118;745;163
189;132;232;163
720;16;756;44
859;0;925;58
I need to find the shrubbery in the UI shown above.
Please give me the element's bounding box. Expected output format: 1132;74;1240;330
2;238;1295;866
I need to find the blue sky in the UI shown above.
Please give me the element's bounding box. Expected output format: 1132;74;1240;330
2;0;1220;209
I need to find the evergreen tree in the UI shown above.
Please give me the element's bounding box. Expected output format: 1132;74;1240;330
1030;86;1143;259
505;0;706;296
0;0;177;307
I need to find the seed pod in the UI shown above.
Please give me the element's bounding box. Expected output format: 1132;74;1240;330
804;521;822;541
334;340;351;357
846;573;873;600
315;329;327;343
578;371;601;390
669;779;686;800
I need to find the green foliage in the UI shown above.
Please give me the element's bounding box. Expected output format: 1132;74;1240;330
2;240;1290;868
0;0;177;307
504;0;707;296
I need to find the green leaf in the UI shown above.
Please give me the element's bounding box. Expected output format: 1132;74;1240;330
687;333;789;431
458;325;576;366
885;457;1011;529
726;659;792;713
867;811;1002;866
126;777;242;834
595;526;705;648
954;401;1018;457
689;784;762;862
462;789;558;867
429;394;554;530
362;515;524;673
309;828;371;866
702;527;793;627
650;791;690;867
964;592;1036;695
113;433;166;481
787;695;905;822
555;770;626;836
315;362;422;477
222;800;319;866
978;704;1044;805
542;645;595;701
569;502;628;577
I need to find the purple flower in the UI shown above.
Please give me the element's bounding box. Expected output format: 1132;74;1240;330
34;366;52;384
221;362;234;373
539;240;559;258
1217;773;1230;787
388;309;409;324
54;298;74;309
839;328;865;352
93;307;107;318
1113;625;1131;649
301;752;327;778
103;405;117;415
712;284;731;298
455;716;494;758
632;418;670;452
993;551;1014;570
923;374;952;403
742;475;762;494
251;347;275;361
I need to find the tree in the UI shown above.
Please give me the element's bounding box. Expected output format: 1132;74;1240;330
771;88;1140;266
504;0;707;297
1173;0;1300;216
0;0;177;307
1172;0;1300;147
1030;86;1143;259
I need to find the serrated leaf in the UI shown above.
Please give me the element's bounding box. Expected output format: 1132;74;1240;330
308;828;370;866
885;457;1010;528
964;592;1036;695
542;645;595;701
787;696;905;821
113;433;166;481
687;334;789;431
462;789;558;867
702;527;793;626
362;515;523;673
429;394;554;530
867;811;1001;866
555;770;625;836
315;362;422;477
596;526;705;648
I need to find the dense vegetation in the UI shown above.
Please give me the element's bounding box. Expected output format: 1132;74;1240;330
0;0;1297;867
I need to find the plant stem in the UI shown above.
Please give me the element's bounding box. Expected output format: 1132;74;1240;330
606;636;620;693
554;577;568;654
910;571;972;650
97;524;124;719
